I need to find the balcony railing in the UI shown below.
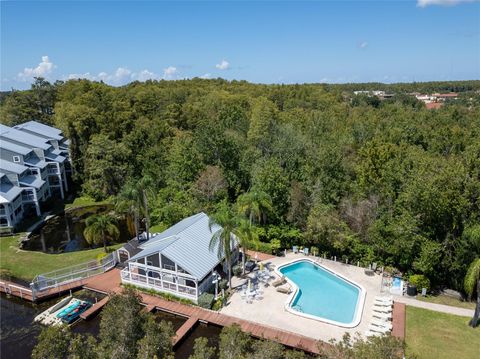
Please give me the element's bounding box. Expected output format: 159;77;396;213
120;267;198;300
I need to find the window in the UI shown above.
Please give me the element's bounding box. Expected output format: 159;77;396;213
13;156;20;163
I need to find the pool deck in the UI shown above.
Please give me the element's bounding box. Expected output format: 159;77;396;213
221;252;386;342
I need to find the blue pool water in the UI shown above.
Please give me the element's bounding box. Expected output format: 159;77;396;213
279;260;361;325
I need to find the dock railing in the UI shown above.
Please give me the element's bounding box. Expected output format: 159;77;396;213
30;251;118;298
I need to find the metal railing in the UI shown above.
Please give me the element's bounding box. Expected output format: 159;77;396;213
30;252;118;294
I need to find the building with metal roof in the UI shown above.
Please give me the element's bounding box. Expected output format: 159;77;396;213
120;212;239;302
0;121;71;232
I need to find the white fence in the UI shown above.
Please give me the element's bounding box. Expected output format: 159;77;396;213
30;251;118;296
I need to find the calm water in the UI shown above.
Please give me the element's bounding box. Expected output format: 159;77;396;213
279;260;361;325
23;205;135;253
0;293;221;359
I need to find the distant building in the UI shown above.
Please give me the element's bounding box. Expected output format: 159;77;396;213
0;121;70;231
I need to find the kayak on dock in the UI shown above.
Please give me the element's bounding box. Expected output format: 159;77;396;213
62;301;92;324
34;297;92;326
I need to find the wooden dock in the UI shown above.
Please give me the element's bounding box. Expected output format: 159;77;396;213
80;296;110;320
173;315;199;346
1;277;89;302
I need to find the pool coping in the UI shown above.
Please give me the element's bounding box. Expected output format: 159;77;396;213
275;258;366;328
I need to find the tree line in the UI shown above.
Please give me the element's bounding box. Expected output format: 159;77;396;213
1;78;480;295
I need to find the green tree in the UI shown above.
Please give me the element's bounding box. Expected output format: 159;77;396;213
98;289;145;359
251;340;284;359
236;188;273;226
116;181;143;241
209;203;237;289
464;258;480;327
32;325;72;359
136;317;174;359
218;324;251;359
68;334;98;359
83;214;120;251
189;337;216;359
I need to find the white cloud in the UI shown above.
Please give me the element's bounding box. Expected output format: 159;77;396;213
417;0;477;7
17;56;55;81
359;41;368;49
163;66;178;80
133;69;158;81
200;73;211;79
215;59;230;70
66;72;96;80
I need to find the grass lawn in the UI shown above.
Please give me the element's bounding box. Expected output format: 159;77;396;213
406;306;480;359
416;294;476;310
0;235;124;282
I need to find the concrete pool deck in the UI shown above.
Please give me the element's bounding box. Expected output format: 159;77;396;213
221;252;385;342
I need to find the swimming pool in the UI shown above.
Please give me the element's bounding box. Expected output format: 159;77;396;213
278;259;365;327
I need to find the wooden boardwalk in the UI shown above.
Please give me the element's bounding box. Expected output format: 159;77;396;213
84;274;323;354
392;302;406;339
246;249;276;262
80;296;110;320
0;278;86;302
173;315;199;346
2;266;406;354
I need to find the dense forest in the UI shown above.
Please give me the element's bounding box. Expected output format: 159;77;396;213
2;78;480;293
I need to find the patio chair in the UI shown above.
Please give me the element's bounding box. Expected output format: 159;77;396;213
303;247;309;256
365;330;383;337
373;305;392;314
372;262;378;271
372;311;392;321
375;295;393;301
368;324;390;334
276;285;292;294
371;318;392;330
272;276;286;287
293;245;298;254
373;300;392;307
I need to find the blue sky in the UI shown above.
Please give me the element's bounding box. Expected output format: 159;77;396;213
1;0;479;89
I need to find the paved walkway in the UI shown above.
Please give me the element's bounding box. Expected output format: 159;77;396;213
393;295;474;317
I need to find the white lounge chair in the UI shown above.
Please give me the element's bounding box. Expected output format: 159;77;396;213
368;324;390;334
373;300;392;307
375;295;393;301
371;319;393;330
365;330;383;337
372;311;392;321
374;297;393;304
373;306;392;314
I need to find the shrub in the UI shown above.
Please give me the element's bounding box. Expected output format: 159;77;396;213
212;298;223;311
96;252;108;262
409;274;431;292
254;241;273;254
218;279;228;290
270;239;281;254
198;292;215;309
310;246;319;256
232;265;242;276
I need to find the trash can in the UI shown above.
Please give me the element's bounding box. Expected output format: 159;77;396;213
407;284;417;296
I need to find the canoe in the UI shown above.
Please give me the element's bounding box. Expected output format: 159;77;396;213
56;300;80;318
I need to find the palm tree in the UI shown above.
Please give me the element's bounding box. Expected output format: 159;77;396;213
209;204;237;289
236;188;273;226
464;258;480;328
235;218;256;275
236;188;272;273
116;181;143;240
83;214;120;252
138;175;155;240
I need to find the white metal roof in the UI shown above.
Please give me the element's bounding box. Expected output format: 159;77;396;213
0;124;51;150
129;212;233;280
0;139;33;156
0;160;28;175
14;120;63;141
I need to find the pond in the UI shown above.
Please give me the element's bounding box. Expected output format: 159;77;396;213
22;205;136;253
0;292;222;359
